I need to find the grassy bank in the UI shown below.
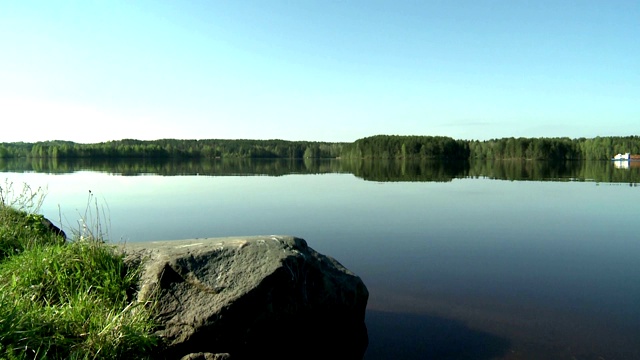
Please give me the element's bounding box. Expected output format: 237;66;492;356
0;183;158;359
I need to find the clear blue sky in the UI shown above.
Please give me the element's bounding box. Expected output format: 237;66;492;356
1;0;638;143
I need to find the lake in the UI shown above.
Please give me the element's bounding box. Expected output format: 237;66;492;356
2;158;639;359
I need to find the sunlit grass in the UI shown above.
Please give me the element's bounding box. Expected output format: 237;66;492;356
0;181;62;260
0;181;159;359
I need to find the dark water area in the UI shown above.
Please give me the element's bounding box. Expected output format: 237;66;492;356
365;310;511;360
2;158;640;359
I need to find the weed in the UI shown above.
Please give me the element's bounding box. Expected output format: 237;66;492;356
0;182;62;260
0;181;159;359
73;190;110;243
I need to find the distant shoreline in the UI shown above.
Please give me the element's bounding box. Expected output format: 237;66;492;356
1;135;639;161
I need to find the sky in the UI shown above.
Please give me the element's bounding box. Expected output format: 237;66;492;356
0;0;638;143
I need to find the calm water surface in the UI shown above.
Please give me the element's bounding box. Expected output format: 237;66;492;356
3;160;639;359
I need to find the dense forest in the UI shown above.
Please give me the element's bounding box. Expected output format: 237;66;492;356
341;135;470;159
1;135;639;161
0;139;344;160
468;136;640;160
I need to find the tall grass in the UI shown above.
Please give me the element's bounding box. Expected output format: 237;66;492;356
0;181;62;260
0;182;159;359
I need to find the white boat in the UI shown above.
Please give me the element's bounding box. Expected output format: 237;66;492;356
612;153;631;161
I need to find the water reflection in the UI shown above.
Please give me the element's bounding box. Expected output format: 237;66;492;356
2;157;640;184
0;157;348;177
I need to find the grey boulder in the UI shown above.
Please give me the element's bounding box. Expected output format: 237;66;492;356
122;235;369;360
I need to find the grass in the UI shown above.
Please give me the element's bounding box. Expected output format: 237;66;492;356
0;181;159;359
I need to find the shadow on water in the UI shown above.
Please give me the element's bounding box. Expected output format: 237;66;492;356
364;310;510;360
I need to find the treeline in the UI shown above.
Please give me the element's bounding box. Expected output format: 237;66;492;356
341;135;470;159
1;135;639;161
341;135;640;160
343;135;640;161
0;139;344;160
469;136;640;160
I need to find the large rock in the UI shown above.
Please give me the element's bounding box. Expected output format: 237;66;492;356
122;235;369;360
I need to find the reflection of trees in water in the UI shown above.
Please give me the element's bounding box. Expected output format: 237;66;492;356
0;158;350;177
468;160;640;184
1;158;639;184
344;158;469;182
468;160;582;181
